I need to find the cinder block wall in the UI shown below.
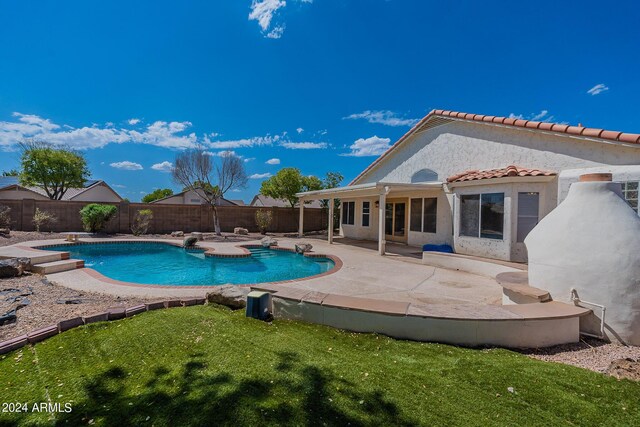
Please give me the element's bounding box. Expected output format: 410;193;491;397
0;199;327;233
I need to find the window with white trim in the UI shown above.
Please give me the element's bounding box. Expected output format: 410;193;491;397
409;197;437;233
362;201;370;227
341;201;355;225
621;181;639;214
460;193;504;240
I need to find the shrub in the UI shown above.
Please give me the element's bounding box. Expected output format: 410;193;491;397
80;204;118;233
131;209;153;236
0;205;10;229
32;208;57;232
255;209;273;234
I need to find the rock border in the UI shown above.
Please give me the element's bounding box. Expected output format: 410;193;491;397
0;297;207;355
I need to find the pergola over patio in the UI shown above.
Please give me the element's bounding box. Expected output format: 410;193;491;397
296;181;444;255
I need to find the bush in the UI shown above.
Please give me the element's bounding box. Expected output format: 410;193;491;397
255;209;273;234
80;204;118;233
131;209;153;236
32;208;57;232
0;205;10;229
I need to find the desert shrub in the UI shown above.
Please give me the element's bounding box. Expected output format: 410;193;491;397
80;204;118;233
131;209;153;236
255;209;273;234
0;205;10;229
32;208;57;232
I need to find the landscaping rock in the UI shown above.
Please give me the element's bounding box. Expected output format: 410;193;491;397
0;228;10;236
171;231;184;237
206;285;249;309
191;232;204;241
606;358;640;381
261;236;277;248
234;227;249;235
0;258;31;278
183;236;198;248
295;242;313;254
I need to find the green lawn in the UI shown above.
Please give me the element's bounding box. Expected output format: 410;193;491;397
0;305;638;427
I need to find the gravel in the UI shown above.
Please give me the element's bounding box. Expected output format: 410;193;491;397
520;338;640;374
0;273;154;341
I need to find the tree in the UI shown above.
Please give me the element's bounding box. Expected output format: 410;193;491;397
172;147;248;236
19;140;90;200
2;169;18;176
259;168;323;209
142;188;174;203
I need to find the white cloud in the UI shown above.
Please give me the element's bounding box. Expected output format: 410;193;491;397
151;161;174;172
587;83;609;96
110;161;143;170
296;127;304;134
205;134;279;149
203;150;241;158
112;184;126;188
266;158;280;165
128;118;141;125
244;157;255;163
344;110;419;127
249;173;273;179
508;110;555;122
249;0;286;33
342;136;392;157
280;141;327;149
0;112;198;151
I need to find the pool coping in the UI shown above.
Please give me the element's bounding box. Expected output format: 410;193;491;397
30;240;343;290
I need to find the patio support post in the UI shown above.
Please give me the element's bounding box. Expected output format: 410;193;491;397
328;197;334;244
298;198;304;237
378;188;388;255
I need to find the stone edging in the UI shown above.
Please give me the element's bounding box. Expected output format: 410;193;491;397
0;298;207;355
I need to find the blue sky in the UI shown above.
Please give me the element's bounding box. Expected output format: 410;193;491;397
1;0;639;202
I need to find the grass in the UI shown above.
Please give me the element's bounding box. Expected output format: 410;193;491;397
0;305;639;427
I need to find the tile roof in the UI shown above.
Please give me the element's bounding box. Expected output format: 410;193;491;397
431;109;640;144
447;165;557;183
0;178;109;200
350;108;640;185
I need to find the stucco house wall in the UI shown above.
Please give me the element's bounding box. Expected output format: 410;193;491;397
357;121;640;186
71;184;121;202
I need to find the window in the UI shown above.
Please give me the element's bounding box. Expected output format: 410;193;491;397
460;193;504;240
517;192;539;242
621;181;639;214
362;201;370;227
341;201;355;225
410;197;438;233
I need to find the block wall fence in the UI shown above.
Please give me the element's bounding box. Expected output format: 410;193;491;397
0;199;327;234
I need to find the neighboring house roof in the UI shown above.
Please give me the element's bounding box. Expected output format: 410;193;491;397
229;199;245;206
250;194;322;208
150;187;239;205
351;109;640;185
0;177;121;201
447;165;557;183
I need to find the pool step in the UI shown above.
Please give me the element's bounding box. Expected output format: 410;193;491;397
32;259;85;274
27;252;71;265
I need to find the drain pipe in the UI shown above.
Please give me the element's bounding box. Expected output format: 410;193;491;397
570;288;606;339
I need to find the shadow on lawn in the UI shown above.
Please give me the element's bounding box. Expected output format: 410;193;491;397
43;351;417;426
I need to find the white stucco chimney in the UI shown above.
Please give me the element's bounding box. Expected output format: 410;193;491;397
525;173;640;344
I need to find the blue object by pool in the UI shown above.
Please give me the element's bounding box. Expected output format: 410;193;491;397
422;244;454;253
42;242;334;286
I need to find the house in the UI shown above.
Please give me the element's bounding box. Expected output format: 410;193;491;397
0;177;123;202
297;109;640;262
250;194;322;208
150;188;239;206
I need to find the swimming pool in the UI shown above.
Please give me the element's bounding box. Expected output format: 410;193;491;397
41;242;336;286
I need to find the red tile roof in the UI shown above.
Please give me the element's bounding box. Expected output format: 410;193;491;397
350;109;640;185
447;165;557;183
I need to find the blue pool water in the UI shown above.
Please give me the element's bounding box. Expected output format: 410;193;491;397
42;242;335;286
